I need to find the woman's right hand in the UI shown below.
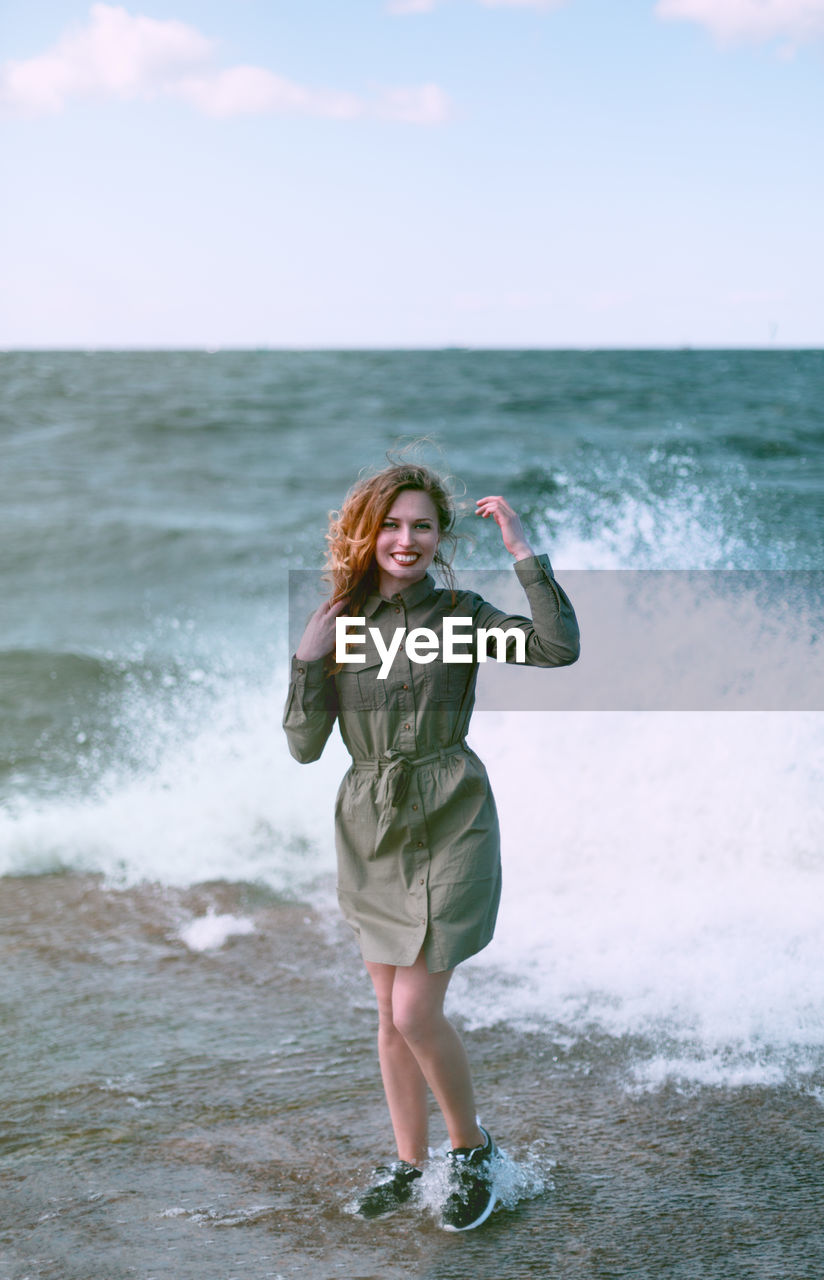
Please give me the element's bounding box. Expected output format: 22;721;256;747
295;597;350;662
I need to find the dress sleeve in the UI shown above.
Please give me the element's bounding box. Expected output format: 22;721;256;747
472;553;580;667
282;654;339;762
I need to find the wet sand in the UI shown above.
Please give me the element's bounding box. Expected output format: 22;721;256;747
1;875;823;1280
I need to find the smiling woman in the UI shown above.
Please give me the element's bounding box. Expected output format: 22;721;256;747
282;458;580;1231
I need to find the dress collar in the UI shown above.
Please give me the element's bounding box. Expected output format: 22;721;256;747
362;572;437;617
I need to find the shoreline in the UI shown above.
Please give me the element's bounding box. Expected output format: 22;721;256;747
2;875;823;1279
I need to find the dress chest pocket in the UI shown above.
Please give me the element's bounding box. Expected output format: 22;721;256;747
424;659;472;704
336;660;388;711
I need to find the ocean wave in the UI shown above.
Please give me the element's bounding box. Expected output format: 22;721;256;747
2;654;822;1086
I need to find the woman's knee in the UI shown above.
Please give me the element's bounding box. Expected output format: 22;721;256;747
374;989;430;1043
391;956;452;1044
391;989;442;1045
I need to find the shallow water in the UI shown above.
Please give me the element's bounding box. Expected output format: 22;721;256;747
2;875;823;1280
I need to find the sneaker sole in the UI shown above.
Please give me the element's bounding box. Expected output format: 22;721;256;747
441;1189;498;1233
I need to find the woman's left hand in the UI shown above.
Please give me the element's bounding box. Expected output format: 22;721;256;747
475;495;535;560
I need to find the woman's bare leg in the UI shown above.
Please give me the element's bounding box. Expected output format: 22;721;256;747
365;960;429;1166
365;951;485;1160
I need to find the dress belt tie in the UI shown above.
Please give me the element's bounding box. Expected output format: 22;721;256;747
351;741;468;810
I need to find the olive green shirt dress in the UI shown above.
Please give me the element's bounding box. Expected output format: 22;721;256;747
282;554;580;973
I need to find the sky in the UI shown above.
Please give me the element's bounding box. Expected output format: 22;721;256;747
1;0;822;348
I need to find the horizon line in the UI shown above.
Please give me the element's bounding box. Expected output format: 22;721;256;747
1;344;821;354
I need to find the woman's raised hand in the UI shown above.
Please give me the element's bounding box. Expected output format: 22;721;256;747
475;496;535;560
295;597;350;662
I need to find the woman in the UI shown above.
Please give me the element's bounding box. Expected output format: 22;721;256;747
282;462;579;1231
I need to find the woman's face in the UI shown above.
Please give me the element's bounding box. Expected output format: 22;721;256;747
374;489;440;596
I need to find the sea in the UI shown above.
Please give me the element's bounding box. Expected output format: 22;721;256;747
1;349;823;1279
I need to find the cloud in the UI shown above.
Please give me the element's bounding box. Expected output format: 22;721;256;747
478;0;566;8
175;68;364;121
720;288;787;305
1;4;213;114
388;0;564;12
1;3;449;122
386;0;439;12
654;0;824;46
375;82;452;123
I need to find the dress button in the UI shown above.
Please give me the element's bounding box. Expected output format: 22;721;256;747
402;684;409;691
417;841;424;848
404;723;410;730
419;878;425;885
297;668;305;674
411;803;418;811
394;607;401;614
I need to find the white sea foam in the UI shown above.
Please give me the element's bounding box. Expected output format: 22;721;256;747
416;1138;552;1223
3;664;821;1088
177;909;255;952
541;450;774;572
0;675;349;891
455;708;824;1085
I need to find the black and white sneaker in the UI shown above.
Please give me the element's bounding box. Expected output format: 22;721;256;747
354;1160;423;1219
441;1125;498;1232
